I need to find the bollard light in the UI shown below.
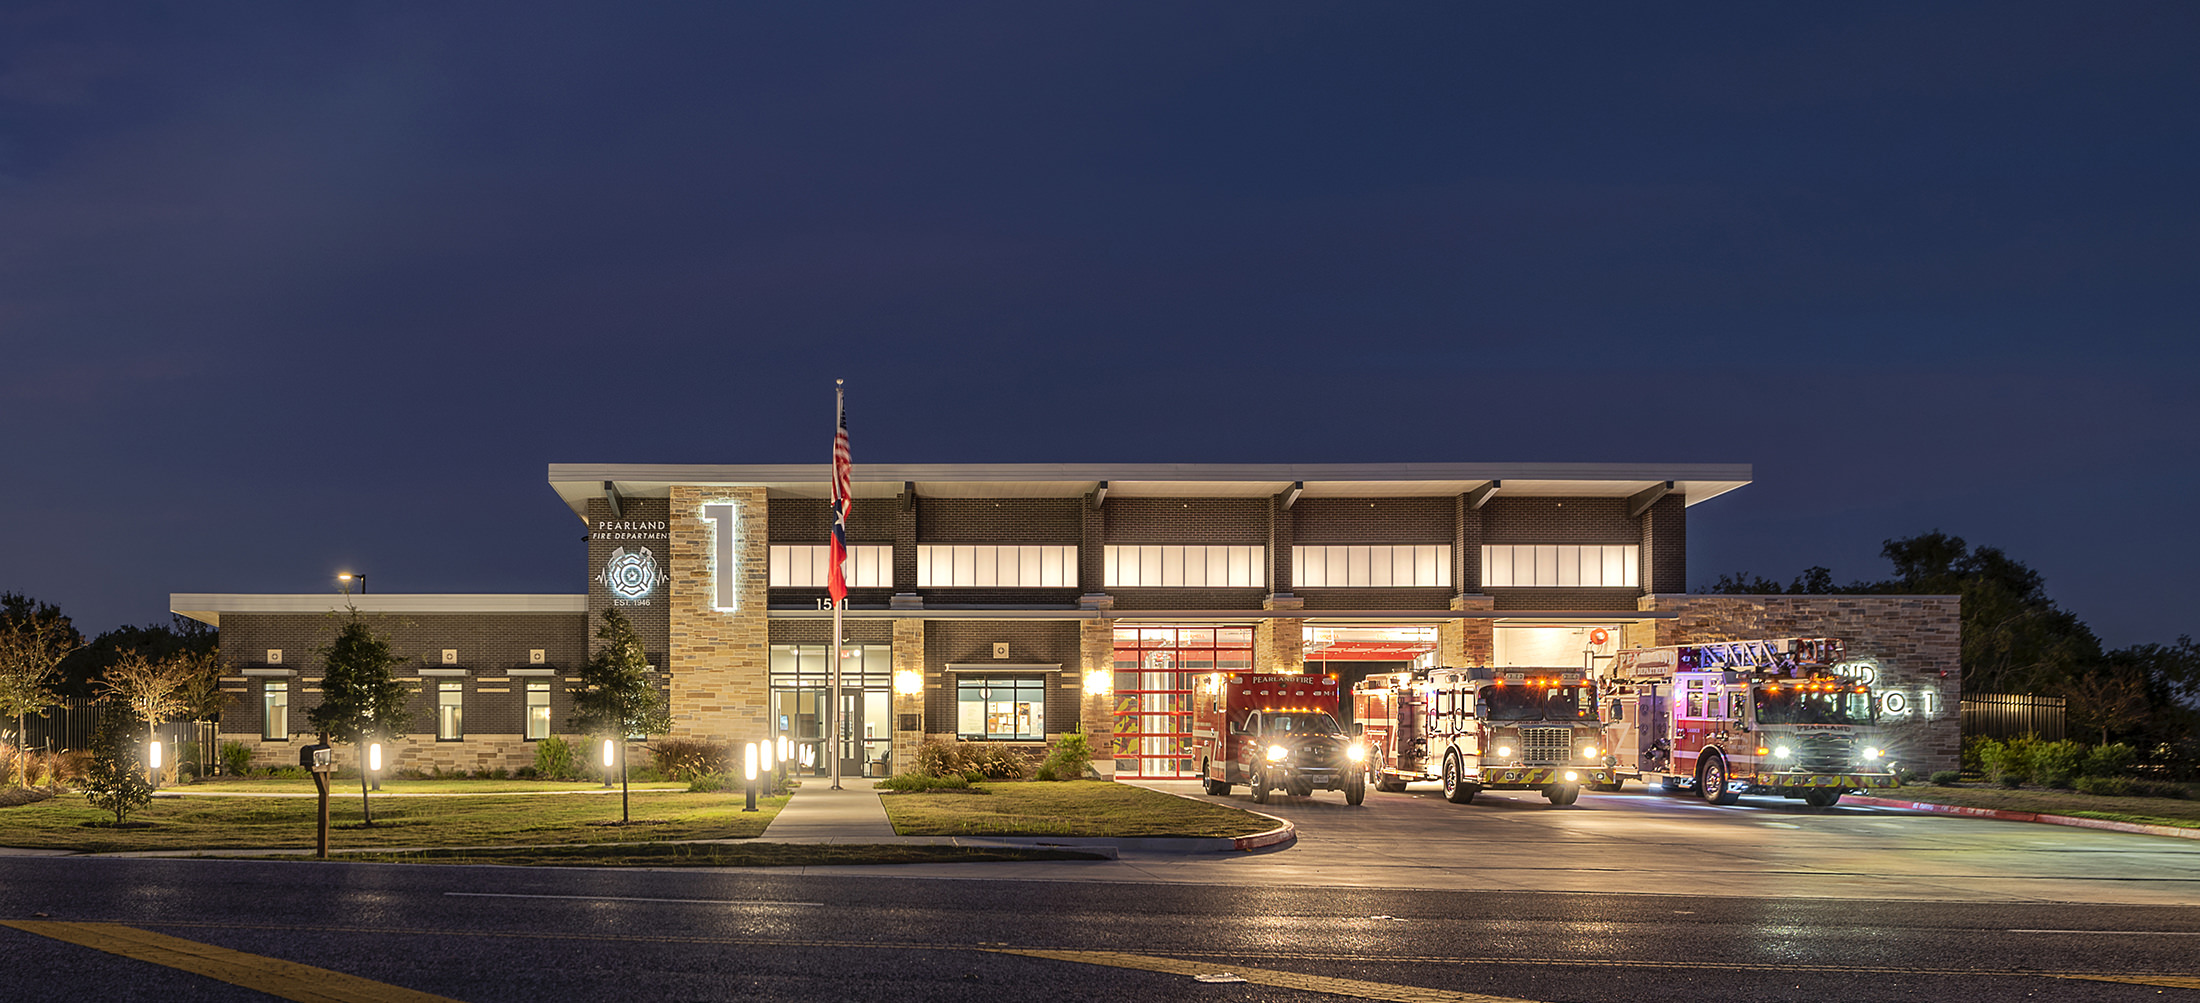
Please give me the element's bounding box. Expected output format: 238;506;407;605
369;743;382;772
742;742;759;812
760;738;774;772
149;740;163;770
778;735;791;761
744;742;758;781
603;738;616;767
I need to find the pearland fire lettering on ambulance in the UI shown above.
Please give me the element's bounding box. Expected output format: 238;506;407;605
1192;671;1366;806
1355;667;1617;806
1603;638;1901;807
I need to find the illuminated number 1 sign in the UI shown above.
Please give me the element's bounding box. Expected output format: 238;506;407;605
703;502;740;611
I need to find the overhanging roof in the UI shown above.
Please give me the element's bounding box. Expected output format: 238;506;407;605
547;462;1751;522
170;594;586;628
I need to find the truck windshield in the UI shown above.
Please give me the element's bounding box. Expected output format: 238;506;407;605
1265;713;1343;736
1483;685;1597;722
1754;687;1875;725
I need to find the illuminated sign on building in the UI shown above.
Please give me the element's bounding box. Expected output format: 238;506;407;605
702;502;740;611
1833;660;1943;719
600;547;661;606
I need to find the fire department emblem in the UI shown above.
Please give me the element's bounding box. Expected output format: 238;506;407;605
601;547;660;606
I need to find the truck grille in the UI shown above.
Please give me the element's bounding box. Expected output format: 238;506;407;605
1795;733;1853;773
1520;728;1571;765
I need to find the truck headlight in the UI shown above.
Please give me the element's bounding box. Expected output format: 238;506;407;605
1494;745;1512;758
1864;747;1883;760
1347;744;1366;762
1774;746;1792;760
1581;746;1598;759
1266;745;1289;762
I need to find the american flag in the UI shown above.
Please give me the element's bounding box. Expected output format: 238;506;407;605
828;391;851;604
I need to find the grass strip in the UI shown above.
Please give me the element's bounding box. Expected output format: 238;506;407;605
880;779;1271;838
260;842;1108;867
1878;784;2200;828
1;791;787;853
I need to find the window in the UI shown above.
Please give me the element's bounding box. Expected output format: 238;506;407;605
525;682;551;740
438;682;464;740
1482;544;1639;588
1293;545;1450;587
916;545;1076;587
262;682;288;740
956;677;1046;741
770;544;892;588
1103;545;1265;588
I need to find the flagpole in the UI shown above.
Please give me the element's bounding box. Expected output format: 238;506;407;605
829;379;845;791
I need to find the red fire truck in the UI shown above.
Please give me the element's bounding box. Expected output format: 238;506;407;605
1604;638;1901;806
1192;671;1366;805
1355;667;1618;805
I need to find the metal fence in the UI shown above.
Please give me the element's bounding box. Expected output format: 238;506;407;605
10;695;105;752
1961;692;2066;741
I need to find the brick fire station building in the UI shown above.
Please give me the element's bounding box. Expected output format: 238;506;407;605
172;462;1961;777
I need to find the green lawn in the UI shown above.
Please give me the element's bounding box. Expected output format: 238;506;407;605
306;843;1108;867
880;780;1272;838
0;789;785;853
171;777;687;795
1873;783;2200;829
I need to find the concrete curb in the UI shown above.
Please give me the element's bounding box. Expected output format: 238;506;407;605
1121;781;1296;852
1841;794;2200;840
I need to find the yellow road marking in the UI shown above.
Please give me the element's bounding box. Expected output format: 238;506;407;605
0;921;462;1003
991;948;1550;1003
2056;973;2200;990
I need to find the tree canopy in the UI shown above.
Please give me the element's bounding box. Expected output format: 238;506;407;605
0;593;82;760
306;612;413;745
570;608;671;739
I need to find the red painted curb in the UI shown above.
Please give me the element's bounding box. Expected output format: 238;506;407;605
1841;794;2200;840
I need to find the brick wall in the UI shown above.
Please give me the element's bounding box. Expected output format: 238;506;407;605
921;620;1083;737
919;498;1083;542
1298;588;1452;610
768;497;896;543
1292;497;1452;542
1486;587;1643;611
1636;593;1962;773
1103;498;1268;544
588;496;670;665
1640;494;1688;595
1482;497;1638;544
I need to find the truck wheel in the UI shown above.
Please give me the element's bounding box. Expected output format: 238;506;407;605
1593;780;1625;793
1803;789;1841;808
1375;774;1407;793
1251;767;1271;805
1699;755;1740;805
1289;778;1313;799
1545;783;1581;806
1345;773;1366;806
1201;759;1229;797
1442;753;1475;805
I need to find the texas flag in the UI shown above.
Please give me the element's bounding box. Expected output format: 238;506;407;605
828;394;851;604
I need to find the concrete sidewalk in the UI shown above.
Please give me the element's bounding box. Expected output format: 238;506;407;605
761;778;901;843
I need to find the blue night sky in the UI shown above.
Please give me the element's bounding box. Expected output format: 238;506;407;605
2;4;2194;646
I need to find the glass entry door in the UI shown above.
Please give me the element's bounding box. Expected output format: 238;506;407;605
771;643;892;777
839;689;893;778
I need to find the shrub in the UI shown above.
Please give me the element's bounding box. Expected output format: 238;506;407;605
2034;741;2087;780
1033;764;1057;781
1981;735;2046;785
1960;735;1994;775
912;738;962;778
1996;773;2023;789
2082;743;2138;778
82;713;153;825
2075;775;2133;797
485;767;510;780
1929;770;1962;786
218;741;255;778
963;743;1030;780
2128;780;2190;800
648;738;731;781
532;735;579;780
687;772;734;793
2038;769;2075;790
876;772;972;791
1039;731;1094;781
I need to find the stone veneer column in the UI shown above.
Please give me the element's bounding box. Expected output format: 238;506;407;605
1439;594;1495;666
1254;596;1306;675
1079;616;1116;778
668;485;771;743
890;617;924;775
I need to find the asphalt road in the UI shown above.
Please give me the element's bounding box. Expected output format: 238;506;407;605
2;783;2196;1002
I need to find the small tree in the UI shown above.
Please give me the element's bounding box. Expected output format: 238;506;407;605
0;594;83;785
570;608;670;823
307;612;413;824
99;650;192;785
2063;666;2151;747
82;707;152;825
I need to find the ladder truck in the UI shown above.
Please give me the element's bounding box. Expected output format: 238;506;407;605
1604;638;1902;807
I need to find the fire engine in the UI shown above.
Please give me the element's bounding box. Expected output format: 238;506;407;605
1603;638;1901;806
1358;667;1617;805
1192;671;1366;805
